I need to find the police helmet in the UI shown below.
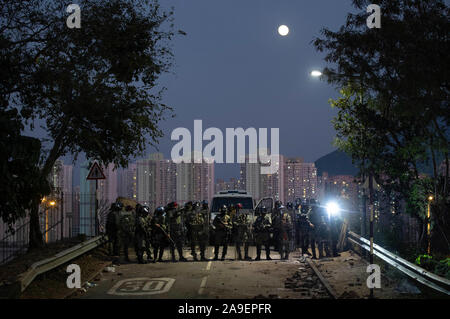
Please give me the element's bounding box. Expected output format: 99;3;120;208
155;206;165;214
167;201;178;210
142;206;150;215
220;205;228;213
201;200;208;208
112;202;123;211
275;200;282;208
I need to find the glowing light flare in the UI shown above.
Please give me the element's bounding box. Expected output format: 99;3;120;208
326;201;341;217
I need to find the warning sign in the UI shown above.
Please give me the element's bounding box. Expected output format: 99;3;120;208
86;162;106;180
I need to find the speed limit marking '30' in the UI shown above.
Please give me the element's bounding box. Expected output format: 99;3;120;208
107;277;175;296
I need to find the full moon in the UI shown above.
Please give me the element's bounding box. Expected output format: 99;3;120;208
278;25;289;36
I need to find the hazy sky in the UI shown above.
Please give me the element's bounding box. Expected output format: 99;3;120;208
154;0;356;178
49;0;360;182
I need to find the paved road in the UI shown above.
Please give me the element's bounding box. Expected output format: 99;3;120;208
77;246;313;299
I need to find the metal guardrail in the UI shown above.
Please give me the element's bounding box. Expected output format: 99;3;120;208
348;231;450;296
15;235;106;294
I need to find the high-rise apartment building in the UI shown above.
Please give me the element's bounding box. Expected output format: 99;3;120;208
117;163;137;200
137;153;177;210
284;158;317;203
176;152;214;205
240;151;284;202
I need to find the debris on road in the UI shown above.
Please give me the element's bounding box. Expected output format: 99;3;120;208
103;266;116;273
395;279;421;294
283;260;331;299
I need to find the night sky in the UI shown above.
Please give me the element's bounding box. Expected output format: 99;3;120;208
52;1;359;182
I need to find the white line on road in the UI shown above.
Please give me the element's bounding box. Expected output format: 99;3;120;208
198;276;208;295
206;260;212;271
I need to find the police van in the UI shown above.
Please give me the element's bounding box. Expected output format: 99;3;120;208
210;190;254;220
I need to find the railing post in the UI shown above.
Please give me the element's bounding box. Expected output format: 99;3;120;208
61;192;64;240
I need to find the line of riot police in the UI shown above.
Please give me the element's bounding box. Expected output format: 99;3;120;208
106;200;210;264
291;199;341;259
105;198;340;264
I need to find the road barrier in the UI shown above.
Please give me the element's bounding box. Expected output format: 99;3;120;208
14;235;106;295
347;231;450;296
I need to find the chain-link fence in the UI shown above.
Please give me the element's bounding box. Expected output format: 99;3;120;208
0;192;114;265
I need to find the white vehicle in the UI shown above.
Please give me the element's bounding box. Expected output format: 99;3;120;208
210;190;255;221
210;190;275;222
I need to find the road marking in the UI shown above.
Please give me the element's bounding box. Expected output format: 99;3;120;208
198;276;208;295
206;261;212;271
107;277;175;296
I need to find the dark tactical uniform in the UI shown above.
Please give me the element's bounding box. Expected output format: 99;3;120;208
253;207;272;260
271;201;283;246
142;206;153;261
187;202;209;261
232;206;252;260
105;202;121;256
151;207;169;262
328;213;341;257
134;205;148;264
297;204;312;255
199;200;210;255
273;207;293;260
213;205;232;260
118;206;135;262
167;202;187;262
308;203;330;259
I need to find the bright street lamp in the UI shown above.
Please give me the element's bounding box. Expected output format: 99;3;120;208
427;195;434;254
326;201;341;218
310;70;322;77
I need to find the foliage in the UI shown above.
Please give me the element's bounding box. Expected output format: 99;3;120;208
1;0;181;247
314;0;449;253
415;255;450;279
0;108;50;232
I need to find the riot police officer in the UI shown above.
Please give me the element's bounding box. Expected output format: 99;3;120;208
298;201;313;256
308;200;330;259
200;200;211;248
141;205;153;261
253;206;272;261
105;202;122;256
186;201;209;261
119;205;135;262
151;206;170;262
232;203;252;260
134;204;148;264
272;205;293;260
213;205;232;261
167;201;188;262
183;201;194;245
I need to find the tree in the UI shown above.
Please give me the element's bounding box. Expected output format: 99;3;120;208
0;108;50;235
313;0;449;253
1;0;181;249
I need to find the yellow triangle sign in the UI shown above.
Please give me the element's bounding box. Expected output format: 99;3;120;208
86;162;106;180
